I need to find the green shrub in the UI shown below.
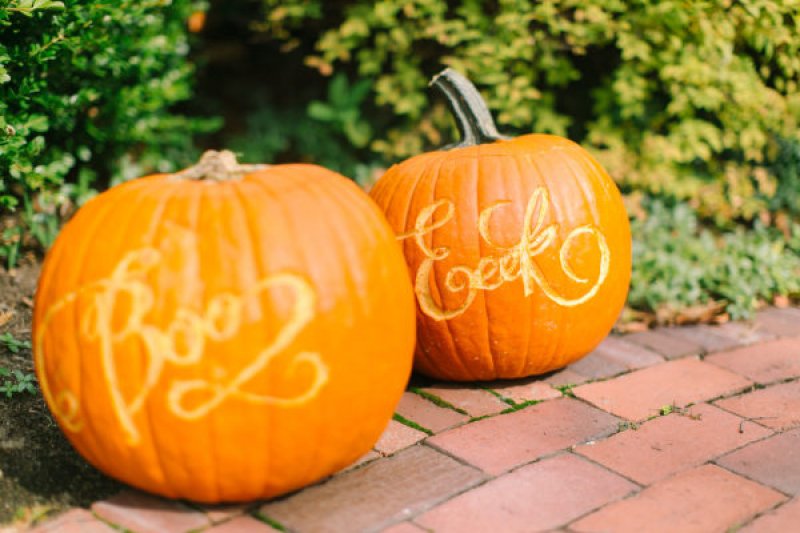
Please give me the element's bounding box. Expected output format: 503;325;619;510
629;197;800;322
226;73;379;183
259;0;800;224
0;0;218;262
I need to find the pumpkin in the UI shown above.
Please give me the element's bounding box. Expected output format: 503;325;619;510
369;69;631;381
33;151;415;502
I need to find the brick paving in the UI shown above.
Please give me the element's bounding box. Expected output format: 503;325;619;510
706;337;800;384
569;465;786;533
715;379;800;430
716;429;800;495
625;327;703;359
573;358;752;421
427;398;620;475
25;307;800;532
373;420;427;456
741;497;800;532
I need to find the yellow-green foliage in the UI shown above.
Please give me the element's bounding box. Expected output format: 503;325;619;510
0;0;216;247
261;0;800;223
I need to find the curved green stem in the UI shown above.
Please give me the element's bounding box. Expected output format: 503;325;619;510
430;68;509;149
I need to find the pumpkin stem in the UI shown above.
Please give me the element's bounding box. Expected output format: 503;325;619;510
430;68;509;149
177;150;267;181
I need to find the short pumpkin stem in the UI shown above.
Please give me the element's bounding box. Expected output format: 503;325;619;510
430;68;509;149
177;150;267;181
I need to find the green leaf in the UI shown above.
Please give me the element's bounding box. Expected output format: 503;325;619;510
328;73;349;105
307;101;336;121
25;115;49;132
33;0;65;9
343;119;371;148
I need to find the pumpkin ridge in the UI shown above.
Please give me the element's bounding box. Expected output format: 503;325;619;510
381;155;427;235
147;187;208;498
140;179;182;245
224;181;268;499
261;170;342;487
72;191;138;472
472;155;498;379
323;174;399;467
420;157;466;380
183;186;228;494
565;151;603;225
507;153;536;378
430;158;479;381
97;185;176;492
294;174;353;485
516;157;547;376
396;153;458;380
125;188;190;494
525;154;568;368
96;186;179;483
235;176;289;496
546;153;587;374
177;187;212;498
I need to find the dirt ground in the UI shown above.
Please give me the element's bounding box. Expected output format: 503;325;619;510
0;257;121;528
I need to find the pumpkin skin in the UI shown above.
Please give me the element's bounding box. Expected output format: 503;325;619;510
33;152;415;502
369;70;631;381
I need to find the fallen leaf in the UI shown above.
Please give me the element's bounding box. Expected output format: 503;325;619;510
614;307;655;333
616;321;650;334
672;301;727;325
712;312;730;324
773;294;790;308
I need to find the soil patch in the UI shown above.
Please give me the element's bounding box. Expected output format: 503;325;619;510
0;258;121;528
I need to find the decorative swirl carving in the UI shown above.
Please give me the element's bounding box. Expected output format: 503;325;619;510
398;187;610;321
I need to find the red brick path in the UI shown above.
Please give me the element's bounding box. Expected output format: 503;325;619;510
28;307;800;532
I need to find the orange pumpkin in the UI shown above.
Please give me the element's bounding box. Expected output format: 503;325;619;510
33;151;415;502
370;69;631;381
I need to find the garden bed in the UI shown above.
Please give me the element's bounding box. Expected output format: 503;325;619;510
0;260;121;527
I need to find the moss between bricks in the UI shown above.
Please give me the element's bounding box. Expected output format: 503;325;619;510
408;388;469;415
256;512;287;532
479;386;515;406
499;399;541;414
410;385;541;422
392;413;433;436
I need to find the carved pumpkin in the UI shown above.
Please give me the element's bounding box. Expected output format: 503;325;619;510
370;69;631;381
33;151;415;502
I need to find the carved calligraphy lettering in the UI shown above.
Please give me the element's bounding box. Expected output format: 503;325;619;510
36;230;328;445
397;188;610;321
